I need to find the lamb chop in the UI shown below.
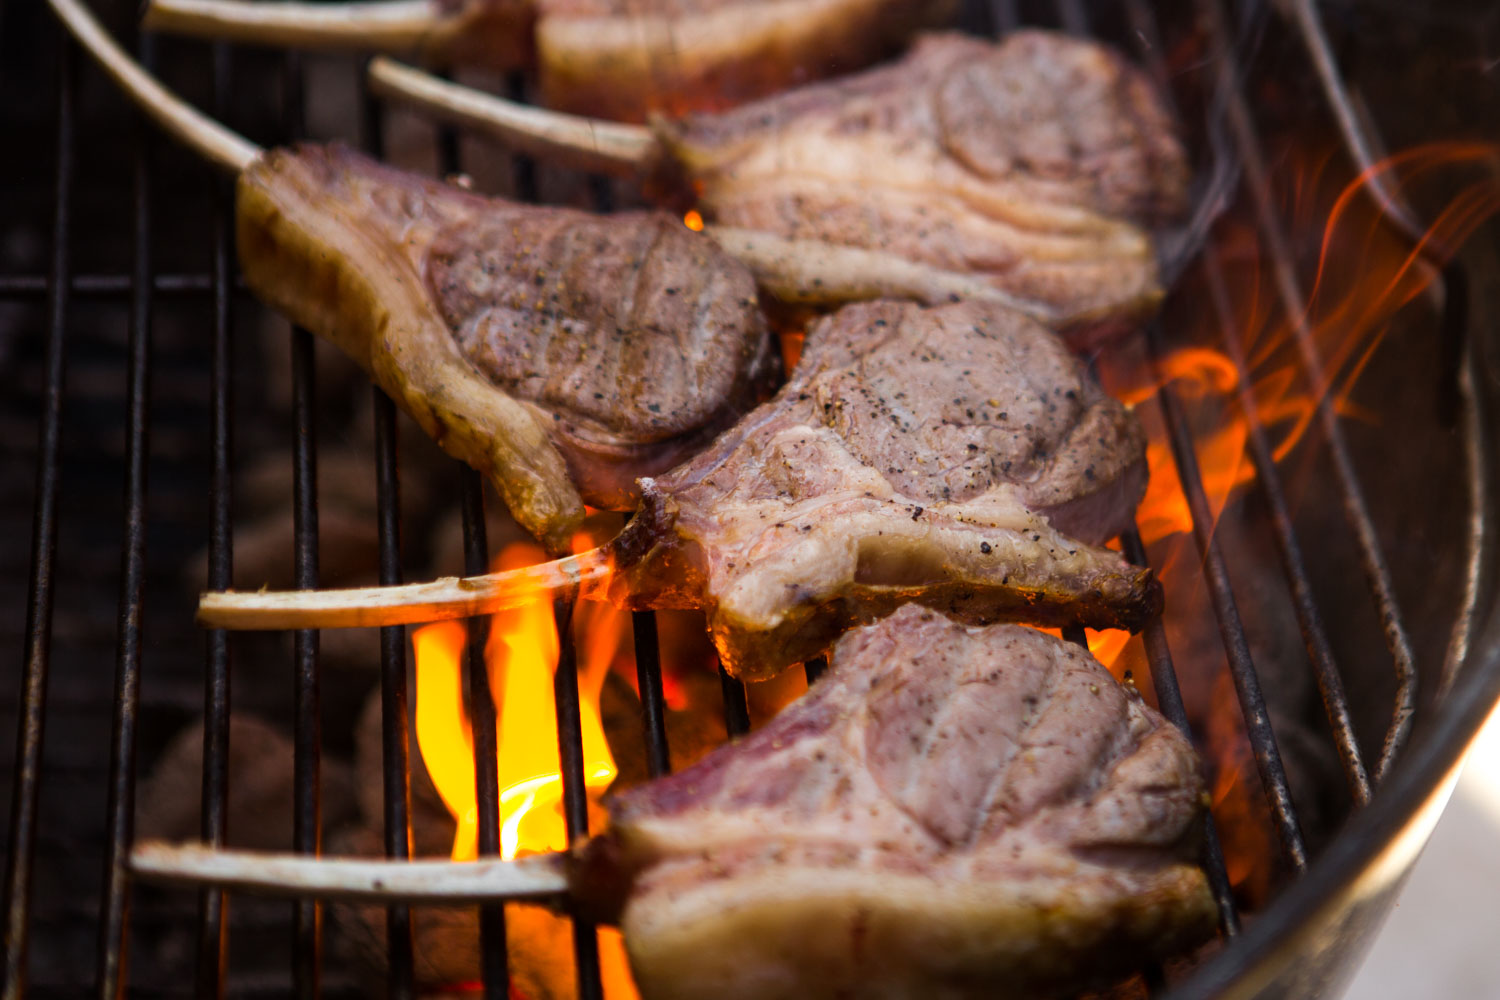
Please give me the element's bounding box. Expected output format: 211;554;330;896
132;606;1217;998
200;299;1161;680
53;0;778;554
369;30;1191;345
141;0;956;122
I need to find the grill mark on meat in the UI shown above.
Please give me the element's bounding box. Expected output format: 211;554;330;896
430;211;755;441
934;33;1185;221
815;305;1098;503
965;646;1069;844
587;607;1215;999
988;648;1124;833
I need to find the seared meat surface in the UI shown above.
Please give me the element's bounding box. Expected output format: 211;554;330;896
238;143;776;551
609;298;1159;678
579;605;1215;999
662;31;1189;343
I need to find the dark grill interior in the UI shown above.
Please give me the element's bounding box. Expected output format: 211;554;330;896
1;0;1495;997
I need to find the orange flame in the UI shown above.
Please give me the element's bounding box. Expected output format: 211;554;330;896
414;541;638;998
412;619;479;861
1102;141;1500;902
1111;142;1500;558
682;210;705;232
414;543;617;862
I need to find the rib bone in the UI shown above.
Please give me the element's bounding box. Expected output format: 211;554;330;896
369;56;656;175
197;548;609;629
50;0;259;173
144;0;445;52
131;840;570;902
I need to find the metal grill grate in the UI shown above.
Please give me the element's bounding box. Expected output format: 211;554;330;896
0;0;1479;997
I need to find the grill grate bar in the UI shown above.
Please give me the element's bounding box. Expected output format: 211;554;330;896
1122;529;1241;936
95;31;156;998
1282;0;1474;435
632;606;672;777
1063;0;1273;939
374;388;417;999
362;71;418;1000
554;598;605;1000
718;665;752;738
282;48;326;998
1202;0;1417;779
461;467;510;1000
0;274;230;298
438;100;512;994
1147;319;1309;871
1;40;75;1000
290;322;324;997
1281;0;1431;250
1125;0;1373;806
1199;246;1373;803
195;42;235;1000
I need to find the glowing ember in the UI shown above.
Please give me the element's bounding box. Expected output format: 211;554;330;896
682;209;705;232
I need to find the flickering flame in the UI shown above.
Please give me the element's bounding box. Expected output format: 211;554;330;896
414;540;639;998
1110;142;1500;560
412;619;478;861
413;542;619;861
1101;141;1500;903
682;209;704;232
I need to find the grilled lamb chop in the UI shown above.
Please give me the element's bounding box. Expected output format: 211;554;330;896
51;0;777;554
371;30;1190;344
243;143;777;531
142;0;956;121
609;298;1158;676
576;605;1216;999
133;606;1216;999
201;299;1160;681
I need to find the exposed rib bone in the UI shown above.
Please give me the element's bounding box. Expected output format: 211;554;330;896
49;0;260;173
145;0;440;50
198;547;610;630
132;840;570;902
368;57;656;175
